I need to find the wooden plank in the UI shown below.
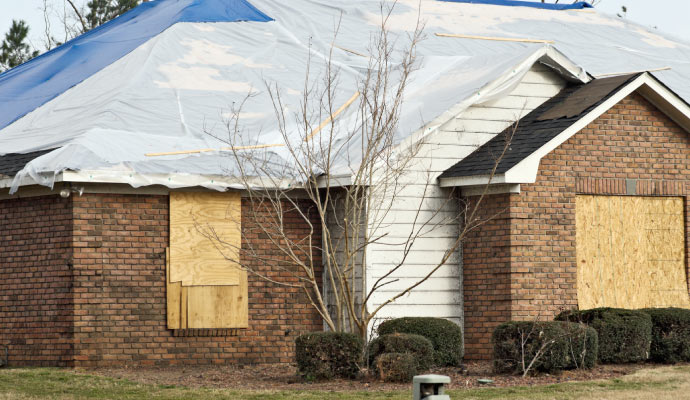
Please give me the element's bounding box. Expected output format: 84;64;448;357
598;196;615;307
647;229;685;261
305;92;361;141
647;261;690;308
166;247;182;329
434;32;554;44
187;271;249;328
576;195;689;310
609;196;627;306
180;286;188;329
576;196;594;309
169;192;242;286
644;196;688;308
145;142;284;157
626;197;648;307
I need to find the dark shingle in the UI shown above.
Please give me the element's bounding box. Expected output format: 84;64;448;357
0;149;56;178
537;74;634;120
439;74;640;180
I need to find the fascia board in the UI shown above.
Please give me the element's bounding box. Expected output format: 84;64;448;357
61;170;298;190
461;184;521;196
316;174;352;188
1;169;349;192
438;173;508;187
636;76;690;134
542;46;591;83
0;172;64;189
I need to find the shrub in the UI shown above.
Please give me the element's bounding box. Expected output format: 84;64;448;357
492;321;598;374
295;332;362;380
556;308;651;364
368;333;434;372
642;308;690;364
377;317;463;366
375;353;418;383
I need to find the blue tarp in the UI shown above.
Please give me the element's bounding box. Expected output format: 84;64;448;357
440;0;593;10
0;0;272;130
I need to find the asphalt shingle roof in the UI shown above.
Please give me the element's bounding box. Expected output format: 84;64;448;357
439;74;641;180
0;149;56;178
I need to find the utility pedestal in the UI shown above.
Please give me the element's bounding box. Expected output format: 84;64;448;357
412;374;451;400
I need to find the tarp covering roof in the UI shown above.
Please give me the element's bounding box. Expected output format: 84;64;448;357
1;0;690;192
441;0;593;11
0;0;272;130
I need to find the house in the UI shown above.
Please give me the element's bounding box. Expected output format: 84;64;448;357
1;0;688;366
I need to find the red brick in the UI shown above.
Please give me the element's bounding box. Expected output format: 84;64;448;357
463;93;690;359
0;193;323;367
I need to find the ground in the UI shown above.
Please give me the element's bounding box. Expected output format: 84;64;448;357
83;361;645;391
1;362;689;399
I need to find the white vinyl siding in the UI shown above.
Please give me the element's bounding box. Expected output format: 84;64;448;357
364;62;567;331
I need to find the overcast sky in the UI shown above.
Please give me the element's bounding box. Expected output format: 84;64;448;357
1;0;689;51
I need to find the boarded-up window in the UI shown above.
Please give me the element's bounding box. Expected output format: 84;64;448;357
167;192;248;329
576;195;689;309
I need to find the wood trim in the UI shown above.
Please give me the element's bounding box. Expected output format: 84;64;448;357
435;32;554;44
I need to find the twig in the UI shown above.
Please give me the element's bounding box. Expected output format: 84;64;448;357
65;0;87;33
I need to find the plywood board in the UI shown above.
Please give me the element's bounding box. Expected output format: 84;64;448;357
166;247;182;329
576;196;599;306
186;271;249;329
576;195;689;310
169;192;242;286
180;286;188;329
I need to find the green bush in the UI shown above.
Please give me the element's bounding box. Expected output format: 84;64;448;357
295;332;362;381
377;317;463;366
642;308;690;364
492;321;598;374
374;353;418;383
556;308;652;364
367;333;434;372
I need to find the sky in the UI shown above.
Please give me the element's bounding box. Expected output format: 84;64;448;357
1;0;690;50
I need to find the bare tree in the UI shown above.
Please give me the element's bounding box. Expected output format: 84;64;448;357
200;4;516;344
40;1;144;51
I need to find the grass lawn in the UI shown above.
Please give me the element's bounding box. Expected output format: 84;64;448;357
0;366;688;399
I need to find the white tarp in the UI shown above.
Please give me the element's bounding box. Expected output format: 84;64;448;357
1;0;689;192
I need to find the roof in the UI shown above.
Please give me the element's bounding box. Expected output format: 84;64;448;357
443;0;593;10
0;149;56;178
439;74;640;180
2;0;690;193
0;0;272;130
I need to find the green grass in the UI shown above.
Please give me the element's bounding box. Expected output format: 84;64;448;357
0;366;688;399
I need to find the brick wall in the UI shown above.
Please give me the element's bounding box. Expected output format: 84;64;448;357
463;92;690;359
0;192;323;367
70;193;323;367
461;194;512;360
0;196;74;366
